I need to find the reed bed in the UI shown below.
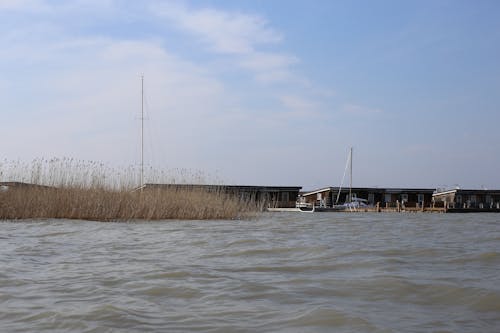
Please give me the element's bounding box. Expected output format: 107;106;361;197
0;158;260;221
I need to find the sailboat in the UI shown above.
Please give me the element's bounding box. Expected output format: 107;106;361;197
337;147;370;210
291;147;372;213
293;147;355;212
337;147;354;210
312;148;352;212
316;147;362;212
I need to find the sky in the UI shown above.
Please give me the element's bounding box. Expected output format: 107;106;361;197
1;0;500;190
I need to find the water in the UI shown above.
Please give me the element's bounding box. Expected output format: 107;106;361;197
1;213;499;332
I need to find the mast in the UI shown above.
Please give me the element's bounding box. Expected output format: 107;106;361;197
141;74;144;191
349;147;353;202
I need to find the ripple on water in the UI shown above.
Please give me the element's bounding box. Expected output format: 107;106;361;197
0;214;499;332
470;292;500;313
138;285;202;299
285;307;381;332
80;304;156;329
450;251;500;264
143;271;192;280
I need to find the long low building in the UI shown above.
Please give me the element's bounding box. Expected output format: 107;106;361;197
0;182;53;191
432;189;500;211
142;184;302;208
298;187;435;208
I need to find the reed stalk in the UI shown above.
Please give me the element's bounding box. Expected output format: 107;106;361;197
0;159;260;221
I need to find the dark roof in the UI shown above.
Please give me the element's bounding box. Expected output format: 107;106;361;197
0;182;52;188
302;186;435;196
143;184;302;192
433;189;500;196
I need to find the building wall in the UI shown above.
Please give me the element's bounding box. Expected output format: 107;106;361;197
144;184;301;208
300;188;435;207
433;190;500;209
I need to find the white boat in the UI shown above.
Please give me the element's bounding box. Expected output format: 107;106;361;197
268;205;315;213
345;197;369;207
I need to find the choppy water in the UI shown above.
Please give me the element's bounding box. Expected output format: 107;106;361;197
1;213;499;332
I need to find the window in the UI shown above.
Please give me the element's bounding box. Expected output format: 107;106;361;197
385;194;392;202
281;192;289;202
368;193;375;204
401;194;408;202
417;194;425;203
456;195;462;204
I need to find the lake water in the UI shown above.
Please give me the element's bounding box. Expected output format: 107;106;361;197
1;213;499;332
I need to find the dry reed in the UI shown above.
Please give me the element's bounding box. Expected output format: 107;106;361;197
0;158;260;221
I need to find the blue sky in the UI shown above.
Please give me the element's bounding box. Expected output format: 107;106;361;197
1;0;499;189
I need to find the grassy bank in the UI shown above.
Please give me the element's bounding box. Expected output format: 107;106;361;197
0;186;259;221
0;159;260;221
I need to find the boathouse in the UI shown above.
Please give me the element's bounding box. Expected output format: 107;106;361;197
432;189;500;212
142;184;302;208
298;187;435;208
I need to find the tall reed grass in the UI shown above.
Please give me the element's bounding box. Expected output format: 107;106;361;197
0;158;260;221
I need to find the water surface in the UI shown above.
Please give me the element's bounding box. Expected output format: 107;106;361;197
1;213;499;332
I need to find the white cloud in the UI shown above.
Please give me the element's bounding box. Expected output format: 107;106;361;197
153;2;281;54
279;95;319;116
239;52;298;71
239;51;298;82
151;2;299;83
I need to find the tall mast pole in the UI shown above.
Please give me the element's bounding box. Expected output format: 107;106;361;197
349;147;353;202
141;74;144;191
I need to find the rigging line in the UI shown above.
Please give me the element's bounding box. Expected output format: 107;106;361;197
335;148;351;204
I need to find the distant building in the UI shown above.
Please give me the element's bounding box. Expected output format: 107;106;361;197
142;184;302;208
299;187;435;208
433;189;500;211
0;182;52;191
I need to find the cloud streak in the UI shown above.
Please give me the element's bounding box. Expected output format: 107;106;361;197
152;3;282;54
152;2;298;83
